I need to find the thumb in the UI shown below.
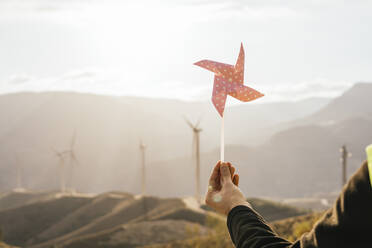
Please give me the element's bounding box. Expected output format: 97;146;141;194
220;163;232;185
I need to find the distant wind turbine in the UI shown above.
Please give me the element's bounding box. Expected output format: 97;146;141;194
52;130;79;193
340;145;352;187
139;140;147;196
185;117;203;203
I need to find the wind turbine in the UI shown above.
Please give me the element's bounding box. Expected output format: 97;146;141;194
139;140;147;196
185;117;203;203
52;130;79;193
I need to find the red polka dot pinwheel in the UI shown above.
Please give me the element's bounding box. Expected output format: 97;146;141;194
194;43;264;117
194;43;264;161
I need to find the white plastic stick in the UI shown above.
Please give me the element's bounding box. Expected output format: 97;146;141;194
221;116;225;162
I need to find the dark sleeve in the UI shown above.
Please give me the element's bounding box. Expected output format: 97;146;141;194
301;161;372;248
227;205;300;248
227;161;372;248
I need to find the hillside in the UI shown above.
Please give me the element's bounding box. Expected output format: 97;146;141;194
0;242;18;248
201;197;307;222
0;195;93;246
248;198;307;221
150;115;372;198
297;82;372;125
0;191;61;211
0;192;211;248
0;191;306;248
144;211;323;248
61;220;207;248
0;228;19;248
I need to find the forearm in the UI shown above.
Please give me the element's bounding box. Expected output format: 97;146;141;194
227;205;298;248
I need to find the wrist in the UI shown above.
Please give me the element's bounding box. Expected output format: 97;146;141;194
227;200;251;215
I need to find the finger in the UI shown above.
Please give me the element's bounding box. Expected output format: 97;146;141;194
209;161;221;188
233;174;239;186
220;163;232;185
227;163;236;179
230;166;236;180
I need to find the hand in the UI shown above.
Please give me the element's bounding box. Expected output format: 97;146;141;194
205;161;251;215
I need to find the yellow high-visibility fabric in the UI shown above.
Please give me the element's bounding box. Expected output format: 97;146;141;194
366;144;372;187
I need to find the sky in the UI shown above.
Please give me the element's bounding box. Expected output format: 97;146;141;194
0;0;371;102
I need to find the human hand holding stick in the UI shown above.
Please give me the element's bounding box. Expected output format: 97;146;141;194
205;161;251;215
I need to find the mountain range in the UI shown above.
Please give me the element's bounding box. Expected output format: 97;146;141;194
0;82;371;198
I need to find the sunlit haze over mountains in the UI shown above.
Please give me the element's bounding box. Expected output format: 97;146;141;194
1;0;371;102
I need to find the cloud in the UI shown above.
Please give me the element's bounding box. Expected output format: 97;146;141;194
260;78;355;102
7;75;32;85
62;70;96;80
0;0;89;13
179;78;358;103
0;69;364;104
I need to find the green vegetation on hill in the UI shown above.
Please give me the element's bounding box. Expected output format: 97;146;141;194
248;198;308;222
271;212;323;242
64;220;208;248
143;215;232;248
146;213;325;248
202;197;308;222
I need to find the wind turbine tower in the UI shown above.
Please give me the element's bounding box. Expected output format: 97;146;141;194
340;145;352;187
139;140;147;196
185;118;203;203
14;155;24;192
64;131;79;192
53;149;66;192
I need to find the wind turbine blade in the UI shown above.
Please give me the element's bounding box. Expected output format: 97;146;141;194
195;115;203;128
184;116;195;129
60;150;70;155
51;146;58;155
71;151;79;166
70;129;77;149
51;146;65;159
